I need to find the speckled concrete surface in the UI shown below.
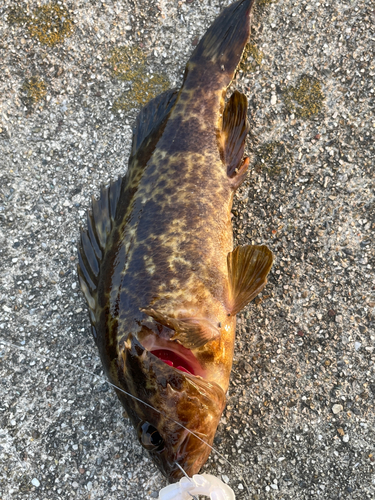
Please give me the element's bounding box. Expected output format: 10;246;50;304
0;1;374;499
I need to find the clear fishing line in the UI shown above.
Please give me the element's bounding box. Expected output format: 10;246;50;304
0;339;251;496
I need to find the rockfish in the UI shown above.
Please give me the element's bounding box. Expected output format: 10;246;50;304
78;0;273;482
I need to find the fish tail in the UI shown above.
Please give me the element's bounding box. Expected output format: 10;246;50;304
187;0;255;87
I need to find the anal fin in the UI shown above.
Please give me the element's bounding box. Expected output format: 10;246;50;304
141;308;220;350
227;245;273;315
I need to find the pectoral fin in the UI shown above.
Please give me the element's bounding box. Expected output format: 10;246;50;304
227;245;273;315
141;308;220;350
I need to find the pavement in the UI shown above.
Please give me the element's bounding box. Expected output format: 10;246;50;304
0;0;374;499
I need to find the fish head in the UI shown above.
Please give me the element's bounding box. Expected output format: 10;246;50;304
116;333;226;481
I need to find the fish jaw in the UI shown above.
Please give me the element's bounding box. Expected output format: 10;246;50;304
115;333;226;481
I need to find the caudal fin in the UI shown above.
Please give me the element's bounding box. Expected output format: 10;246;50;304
188;0;255;84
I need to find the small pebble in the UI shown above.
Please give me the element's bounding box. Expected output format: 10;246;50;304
343;434;349;443
332;404;343;414
31;478;40;487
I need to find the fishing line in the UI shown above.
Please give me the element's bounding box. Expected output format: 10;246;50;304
0;339;251;496
174;463;199;500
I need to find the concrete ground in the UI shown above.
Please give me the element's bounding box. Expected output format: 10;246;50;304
0;0;374;499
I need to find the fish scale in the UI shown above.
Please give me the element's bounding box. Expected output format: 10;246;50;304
78;0;273;483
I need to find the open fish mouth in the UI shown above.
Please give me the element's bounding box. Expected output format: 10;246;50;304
140;333;206;378
151;349;195;375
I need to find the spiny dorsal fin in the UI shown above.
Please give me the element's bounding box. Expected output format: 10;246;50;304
130;88;178;162
78;89;179;344
77;177;122;342
141;308;221;350
227;245;273;316
220;90;250;189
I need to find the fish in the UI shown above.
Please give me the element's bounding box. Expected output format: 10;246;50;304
77;0;273;483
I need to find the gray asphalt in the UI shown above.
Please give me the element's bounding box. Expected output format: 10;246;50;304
0;0;374;499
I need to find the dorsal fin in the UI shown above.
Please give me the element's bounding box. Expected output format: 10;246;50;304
227;245;273;316
219;90;250;189
78;178;122;341
129;88;178;163
141;308;221;350
78;89;178;343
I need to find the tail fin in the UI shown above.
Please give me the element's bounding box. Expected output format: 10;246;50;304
188;0;254;84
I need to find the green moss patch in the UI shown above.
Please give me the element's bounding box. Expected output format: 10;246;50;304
7;3;74;46
257;0;275;6
109;46;146;81
109;46;170;114
240;42;263;73
254;141;294;177
20;76;47;107
283;75;325;119
7;7;28;25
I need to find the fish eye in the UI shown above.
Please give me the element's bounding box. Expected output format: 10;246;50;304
138;421;165;452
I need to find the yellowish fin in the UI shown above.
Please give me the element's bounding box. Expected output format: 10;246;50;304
227;245;273;315
219;90;250;189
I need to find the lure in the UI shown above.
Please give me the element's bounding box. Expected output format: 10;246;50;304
158;473;235;500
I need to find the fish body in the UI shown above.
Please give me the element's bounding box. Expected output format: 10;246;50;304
78;0;273;481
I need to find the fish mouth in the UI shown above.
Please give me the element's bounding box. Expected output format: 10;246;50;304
150;349;195;375
141;333;206;378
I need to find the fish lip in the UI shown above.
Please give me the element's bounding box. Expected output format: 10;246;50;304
140;332;206;378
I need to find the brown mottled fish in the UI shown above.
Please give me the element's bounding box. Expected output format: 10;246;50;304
78;0;272;482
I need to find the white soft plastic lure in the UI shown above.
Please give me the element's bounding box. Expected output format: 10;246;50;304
158;473;235;500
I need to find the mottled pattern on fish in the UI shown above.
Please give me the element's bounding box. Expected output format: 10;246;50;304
78;0;273;481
